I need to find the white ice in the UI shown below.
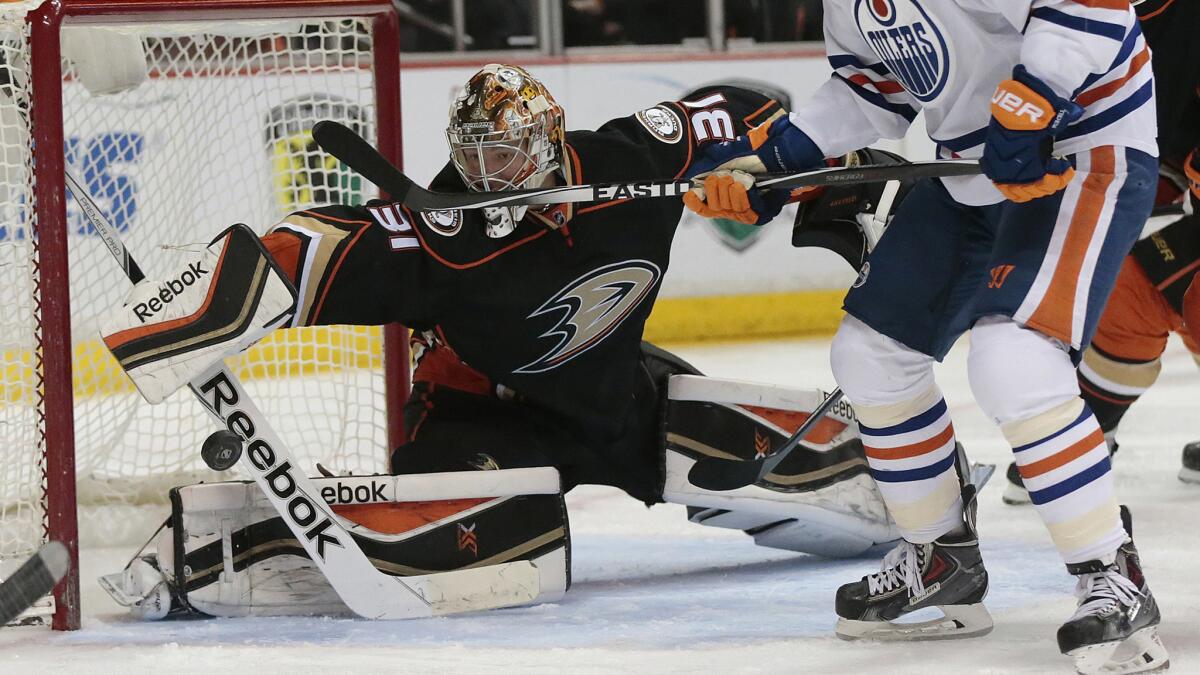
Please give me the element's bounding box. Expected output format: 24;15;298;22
2;336;1197;674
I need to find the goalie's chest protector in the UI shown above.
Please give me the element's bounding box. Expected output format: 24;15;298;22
402;160;681;438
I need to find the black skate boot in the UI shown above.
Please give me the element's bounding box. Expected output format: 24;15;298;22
834;481;991;641
1005;436;1118;505
1002;460;1031;505
1057;506;1168;675
1178;440;1200;484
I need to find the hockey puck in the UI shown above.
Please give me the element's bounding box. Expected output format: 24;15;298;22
201;429;243;471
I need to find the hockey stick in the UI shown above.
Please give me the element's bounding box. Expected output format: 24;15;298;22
687;389;847;492
65;172;540;619
310;120;982;210
0;541;69;626
685;178;904;492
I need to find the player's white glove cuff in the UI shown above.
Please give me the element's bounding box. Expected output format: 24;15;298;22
100;224;297;404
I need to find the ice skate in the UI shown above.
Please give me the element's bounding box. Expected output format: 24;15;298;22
1002;460;1032;505
1178;440;1200;484
1058;507;1168;675
834;483;991;641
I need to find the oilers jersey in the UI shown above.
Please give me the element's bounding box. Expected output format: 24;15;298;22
790;0;1158;205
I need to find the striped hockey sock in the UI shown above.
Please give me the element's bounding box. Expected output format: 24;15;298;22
857;389;963;544
1005;399;1125;563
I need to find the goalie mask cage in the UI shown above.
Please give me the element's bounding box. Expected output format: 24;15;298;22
0;0;408;630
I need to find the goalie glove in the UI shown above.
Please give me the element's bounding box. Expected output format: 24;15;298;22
100;224;298;404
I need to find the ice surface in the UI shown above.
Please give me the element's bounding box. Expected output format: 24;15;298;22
2;336;1197;674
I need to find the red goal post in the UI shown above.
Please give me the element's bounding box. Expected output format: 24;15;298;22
0;0;408;630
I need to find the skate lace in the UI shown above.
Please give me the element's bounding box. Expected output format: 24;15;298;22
1069;568;1141;621
866;541;925;597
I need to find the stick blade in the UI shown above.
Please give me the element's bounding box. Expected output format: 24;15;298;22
0;541;71;626
311;120;414;203
686;457;763;492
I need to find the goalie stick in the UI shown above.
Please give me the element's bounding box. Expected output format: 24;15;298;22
310;120;982;210
64;172;540;619
0;542;69;626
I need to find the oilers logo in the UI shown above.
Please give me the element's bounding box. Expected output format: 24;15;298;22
854;0;950;103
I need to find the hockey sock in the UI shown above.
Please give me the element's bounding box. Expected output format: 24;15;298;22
1076;344;1159;434
856;386;963;545
1004;399;1126;564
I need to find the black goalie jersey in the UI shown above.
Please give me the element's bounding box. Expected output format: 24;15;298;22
262;86;784;501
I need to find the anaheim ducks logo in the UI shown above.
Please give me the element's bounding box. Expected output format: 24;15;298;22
515;260;661;374
635;105;683;144
421;209;462;236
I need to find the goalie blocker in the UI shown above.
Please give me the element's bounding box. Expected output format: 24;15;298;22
99;223;298;404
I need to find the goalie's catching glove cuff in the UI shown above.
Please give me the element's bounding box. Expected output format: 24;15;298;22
99;224;297;404
981;65;1084;203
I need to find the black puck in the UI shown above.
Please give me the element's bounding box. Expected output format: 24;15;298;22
201;429;243;471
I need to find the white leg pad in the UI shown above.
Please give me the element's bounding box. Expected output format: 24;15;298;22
663;374;899;557
101;468;569;618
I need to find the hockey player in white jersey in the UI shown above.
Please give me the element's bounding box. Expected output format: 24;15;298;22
682;1;1165;672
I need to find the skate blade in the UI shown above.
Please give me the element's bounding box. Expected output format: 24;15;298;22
836;603;993;641
1177;466;1200;485
1001;482;1031;505
1069;626;1169;675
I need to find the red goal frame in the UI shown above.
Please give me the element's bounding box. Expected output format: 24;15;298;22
24;0;407;630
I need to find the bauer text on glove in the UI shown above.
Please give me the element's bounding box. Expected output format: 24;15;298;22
980;66;1084;204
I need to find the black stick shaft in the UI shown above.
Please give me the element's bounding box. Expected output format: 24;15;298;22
63;171;145;284
757;388;844;480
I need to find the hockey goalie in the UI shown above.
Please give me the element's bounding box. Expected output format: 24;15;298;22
97;65;910;620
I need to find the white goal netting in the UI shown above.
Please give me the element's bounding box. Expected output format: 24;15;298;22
0;4;400;611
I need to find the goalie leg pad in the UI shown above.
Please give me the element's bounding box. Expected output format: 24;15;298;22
100;223;298;404
662;375;899;557
101;468;569;618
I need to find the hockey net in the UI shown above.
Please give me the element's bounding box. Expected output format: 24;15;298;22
0;0;406;629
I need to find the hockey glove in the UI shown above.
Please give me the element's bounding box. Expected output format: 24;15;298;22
683;116;824;225
99;224;297;404
683;170;793;226
981;65;1084;203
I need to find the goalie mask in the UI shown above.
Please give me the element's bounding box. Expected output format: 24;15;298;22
447;64;565;238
